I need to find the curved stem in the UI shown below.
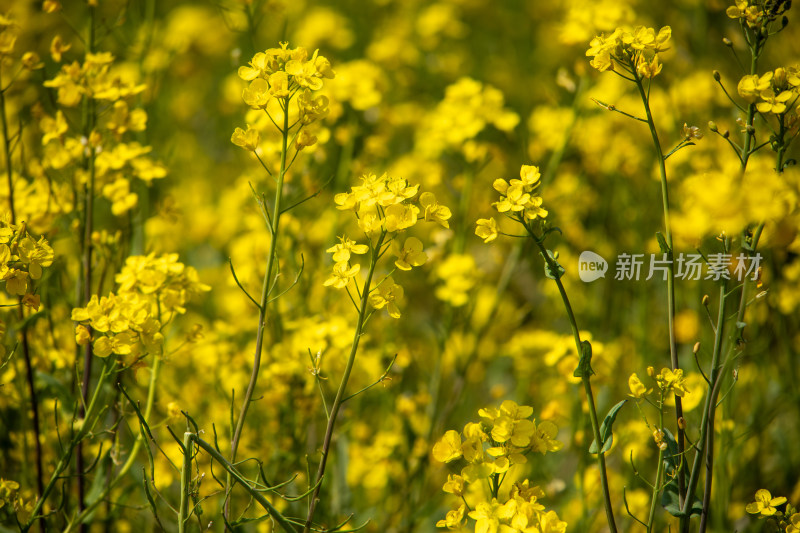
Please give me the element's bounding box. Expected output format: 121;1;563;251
632;67;687;514
64;357;161;532
528;227;618;533
190;435;297;533
647;403;666;532
178;432;193;533
226;98;290;515
302;231;387;533
1;68;17;223
76;10;98;529
683;282;727;523
21;360;116;533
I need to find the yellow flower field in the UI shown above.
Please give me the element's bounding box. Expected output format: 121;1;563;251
1;1;799;532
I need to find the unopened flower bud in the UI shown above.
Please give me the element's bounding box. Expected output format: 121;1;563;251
722;130;730;139
693;342;701;354
713;70;721;82
678;417;686;430
708;121;718;133
723;37;733;47
702;295;709;306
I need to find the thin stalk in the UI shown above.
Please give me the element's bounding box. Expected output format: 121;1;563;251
697;283;730;533
688;32;763;533
683;282;727;526
647;444;665;528
1;68;17;223
302;231;387;533
190;435;296;533
740;35;762;169
64;357;161;532
76;10;97;529
528;228;618;533
226;98;290;513
21;360;116;533
178;432;193;533
632;66;687;513
1;67;45;532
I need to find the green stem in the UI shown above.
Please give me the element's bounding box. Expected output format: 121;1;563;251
632;67;687;514
647;403;666;532
21;360;116;533
683;281;728;524
178;432;193;533
227;97;290;512
528;228;618;533
302;231;387;533
0;68;17;223
77;10;98;527
64;357;161;532
740;35;762;169
697;279;730;533
1;65;45;533
191;435;297;533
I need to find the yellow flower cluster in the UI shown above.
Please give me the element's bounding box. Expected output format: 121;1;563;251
738;67;800;115
0;216;54;306
586;25;671;77
726;0;791;29
325;172;450;317
44;51;145;108
71;253;209;360
38;51;165;217
476;164;547;245
432;401;565;532
416;77;519;159
115;253;210;314
627;367;689;399
232;42;334;152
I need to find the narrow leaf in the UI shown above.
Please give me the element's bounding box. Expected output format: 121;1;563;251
589;399;627;454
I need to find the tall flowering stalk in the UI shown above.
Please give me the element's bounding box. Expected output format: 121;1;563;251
0;16;48;528
586;25;691;530
697;3;797;531
226;41;334;516
475;164;618;532
303;173;449;531
585;7;799;530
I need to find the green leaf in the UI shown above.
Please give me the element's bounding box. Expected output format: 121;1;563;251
658;428;703;517
542;249;565;280
573;340;595;378
655;232;671;255
142;468;166;530
661;477;703;518
661;428;681;472
589;400;627;454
